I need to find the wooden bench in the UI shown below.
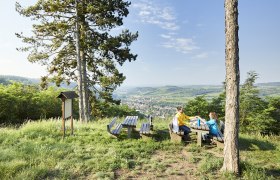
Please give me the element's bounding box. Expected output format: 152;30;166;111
212;130;224;148
139;115;153;139
191;120;224;148
107;117;123;138
168;123;185;143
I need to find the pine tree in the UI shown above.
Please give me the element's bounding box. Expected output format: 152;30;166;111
222;0;240;174
16;0;138;121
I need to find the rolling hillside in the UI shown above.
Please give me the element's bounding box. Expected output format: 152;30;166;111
115;84;280;117
1;75;280;117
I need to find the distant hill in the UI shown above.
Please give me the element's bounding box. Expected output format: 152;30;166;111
114;83;280;117
115;85;223;99
1;75;280;97
0;75;76;89
256;82;280;86
0;75;39;85
116;82;280;98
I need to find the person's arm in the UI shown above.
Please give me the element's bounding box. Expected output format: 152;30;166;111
200;118;207;124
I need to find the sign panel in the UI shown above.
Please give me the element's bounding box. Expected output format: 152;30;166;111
64;99;72;119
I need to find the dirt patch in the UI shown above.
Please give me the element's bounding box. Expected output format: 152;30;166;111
115;148;201;179
114;141;225;179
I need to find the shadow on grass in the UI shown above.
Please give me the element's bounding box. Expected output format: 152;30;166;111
112;128;171;141
114;129;141;141
239;136;276;151
152;128;170;141
266;169;280;178
241;161;280;179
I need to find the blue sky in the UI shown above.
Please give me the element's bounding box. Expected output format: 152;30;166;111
1;0;279;87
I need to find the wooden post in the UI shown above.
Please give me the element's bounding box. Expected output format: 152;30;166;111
70;99;73;135
149;115;153;131
127;127;132;138
197;132;202;146
70;115;73;135
57;91;78;138
62;98;66;138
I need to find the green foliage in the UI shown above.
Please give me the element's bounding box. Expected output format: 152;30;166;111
240;72;266;131
91;99;141;118
0;82;64;124
184;96;210;118
182;71;280;134
265;96;280;134
184;95;225;121
16;0;138;116
239;71;280;134
208;92;226;121
0;82;143;124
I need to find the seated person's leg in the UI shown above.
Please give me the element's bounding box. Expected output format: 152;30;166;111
202;133;207;141
179;125;191;135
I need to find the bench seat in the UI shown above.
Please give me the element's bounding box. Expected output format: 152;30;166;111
140;123;151;135
212;130;224;148
139;116;154;139
107;117;123;137
168;123;187;142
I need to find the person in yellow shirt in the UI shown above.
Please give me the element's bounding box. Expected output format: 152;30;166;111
176;106;193;135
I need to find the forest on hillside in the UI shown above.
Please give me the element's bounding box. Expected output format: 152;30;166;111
0;72;279;135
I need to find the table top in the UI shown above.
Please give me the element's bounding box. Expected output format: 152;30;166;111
122;116;138;128
190;121;210;131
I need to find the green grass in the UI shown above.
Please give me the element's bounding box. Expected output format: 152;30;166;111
0;118;279;179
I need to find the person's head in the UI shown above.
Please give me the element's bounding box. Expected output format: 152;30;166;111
177;106;183;113
209;112;218;120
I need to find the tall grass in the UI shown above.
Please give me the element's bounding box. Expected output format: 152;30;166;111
0;118;279;179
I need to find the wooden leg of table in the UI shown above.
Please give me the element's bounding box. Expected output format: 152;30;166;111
127;127;132;138
197;132;202;146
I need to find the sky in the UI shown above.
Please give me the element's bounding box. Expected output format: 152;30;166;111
0;0;280;87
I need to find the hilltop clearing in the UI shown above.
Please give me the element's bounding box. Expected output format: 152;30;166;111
0;119;279;179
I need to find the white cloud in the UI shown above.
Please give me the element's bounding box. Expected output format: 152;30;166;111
160;34;172;39
160;33;199;54
132;0;179;31
132;0;201;55
192;52;208;59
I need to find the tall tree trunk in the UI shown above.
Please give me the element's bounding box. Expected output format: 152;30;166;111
80;2;90;122
222;0;240;174
81;50;90;122
75;0;85;122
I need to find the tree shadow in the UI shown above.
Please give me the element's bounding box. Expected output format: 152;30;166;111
152;128;170;141
266;169;280;179
239;136;276;151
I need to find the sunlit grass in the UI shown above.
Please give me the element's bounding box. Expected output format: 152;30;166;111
0;118;279;179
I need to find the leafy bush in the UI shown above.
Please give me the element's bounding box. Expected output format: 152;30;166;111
0;82;63;124
183;71;280;135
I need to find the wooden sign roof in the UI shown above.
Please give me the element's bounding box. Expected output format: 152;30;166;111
57;91;79;99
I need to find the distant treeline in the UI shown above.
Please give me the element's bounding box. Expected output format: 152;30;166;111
0;82;140;125
0;82;62;124
0;75;36;85
184;72;280;135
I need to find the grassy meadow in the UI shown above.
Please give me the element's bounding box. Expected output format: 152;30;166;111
0;118;279;179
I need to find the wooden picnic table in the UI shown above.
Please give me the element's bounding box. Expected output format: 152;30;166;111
121;116;138;138
190;121;209;146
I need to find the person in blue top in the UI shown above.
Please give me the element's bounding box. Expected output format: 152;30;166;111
199;112;221;141
205;112;219;136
